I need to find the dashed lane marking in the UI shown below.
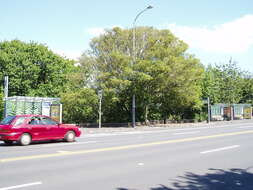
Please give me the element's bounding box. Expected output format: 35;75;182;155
200;145;240;154
238;126;253;129
57;151;71;153
0;181;42;190
173;131;200;135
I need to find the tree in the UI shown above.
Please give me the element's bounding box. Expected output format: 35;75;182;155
60;88;98;123
216;60;244;104
202;65;223;104
202;60;245;104
86;27;204;122
60;54;99;124
240;73;253;104
0;40;75;97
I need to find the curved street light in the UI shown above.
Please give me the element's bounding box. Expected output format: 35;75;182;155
132;5;153;128
132;5;153;62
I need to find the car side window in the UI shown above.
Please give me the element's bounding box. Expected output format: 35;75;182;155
41;117;57;125
14;117;26;126
29;117;41;125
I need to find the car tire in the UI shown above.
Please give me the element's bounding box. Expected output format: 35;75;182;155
19;133;32;146
64;131;76;142
4;140;13;145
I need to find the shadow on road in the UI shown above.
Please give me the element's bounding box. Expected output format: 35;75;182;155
117;168;253;190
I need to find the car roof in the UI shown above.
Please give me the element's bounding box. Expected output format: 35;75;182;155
14;114;49;118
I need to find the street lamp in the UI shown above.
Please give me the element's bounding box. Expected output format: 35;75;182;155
132;5;153;128
3;76;9;118
98;90;103;128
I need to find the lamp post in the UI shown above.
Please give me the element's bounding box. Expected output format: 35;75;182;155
132;5;153;128
98;90;103;128
207;97;211;123
4;76;8;117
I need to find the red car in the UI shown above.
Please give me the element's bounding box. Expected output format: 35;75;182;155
0;115;82;146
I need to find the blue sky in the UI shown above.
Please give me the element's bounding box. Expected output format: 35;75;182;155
1;0;253;72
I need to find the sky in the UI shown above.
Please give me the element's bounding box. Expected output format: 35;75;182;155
1;0;253;72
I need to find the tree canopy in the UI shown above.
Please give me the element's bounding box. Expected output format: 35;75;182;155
85;27;204;122
202;60;249;104
0;40;75;97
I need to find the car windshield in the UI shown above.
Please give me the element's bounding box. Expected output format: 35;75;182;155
14;117;26;126
0;116;16;125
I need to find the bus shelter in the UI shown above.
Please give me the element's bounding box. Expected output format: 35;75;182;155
4;96;62;123
233;104;244;119
210;104;224;121
211;103;252;121
242;104;252;119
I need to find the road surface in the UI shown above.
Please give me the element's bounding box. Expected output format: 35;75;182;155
1;120;253;190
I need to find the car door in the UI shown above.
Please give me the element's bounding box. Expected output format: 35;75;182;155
40;116;63;139
28;116;48;140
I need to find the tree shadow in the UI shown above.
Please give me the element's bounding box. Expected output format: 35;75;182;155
117;167;253;190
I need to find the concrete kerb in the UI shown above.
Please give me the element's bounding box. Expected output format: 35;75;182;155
80;119;253;134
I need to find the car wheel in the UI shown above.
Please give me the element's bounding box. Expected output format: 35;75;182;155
4;140;13;145
64;131;76;142
19;133;32;146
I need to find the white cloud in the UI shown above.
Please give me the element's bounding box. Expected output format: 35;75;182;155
86;27;106;36
164;14;253;53
53;49;82;60
86;25;122;37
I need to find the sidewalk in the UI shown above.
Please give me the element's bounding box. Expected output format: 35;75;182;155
80;119;253;134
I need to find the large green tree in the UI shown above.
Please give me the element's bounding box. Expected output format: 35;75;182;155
60;88;98;123
85;27;204;122
0;40;75;97
202;61;245;104
240;74;253;104
60;54;99;124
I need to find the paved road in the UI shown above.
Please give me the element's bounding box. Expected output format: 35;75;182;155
1;121;253;190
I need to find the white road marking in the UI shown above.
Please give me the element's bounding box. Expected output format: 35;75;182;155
57;151;71;153
200;145;240;154
173;131;200;135
238;126;253;129
39;141;97;147
138;163;144;166
0;181;42;190
81;133;120;137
